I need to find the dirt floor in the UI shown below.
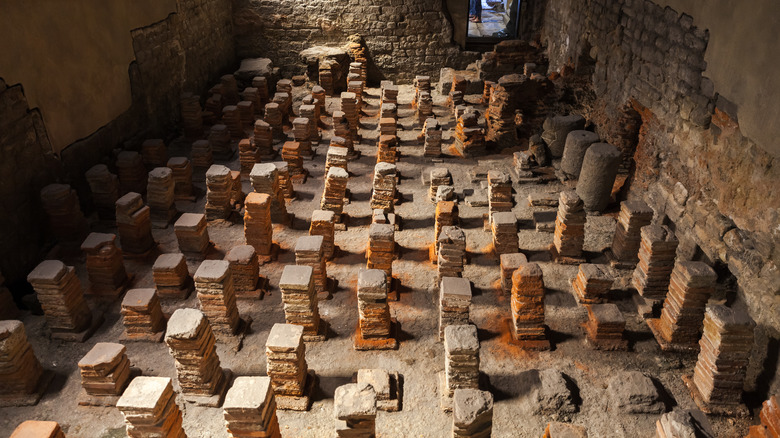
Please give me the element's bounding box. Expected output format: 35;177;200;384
0;84;755;437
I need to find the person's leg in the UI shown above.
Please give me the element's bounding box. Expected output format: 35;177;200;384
493;0;518;37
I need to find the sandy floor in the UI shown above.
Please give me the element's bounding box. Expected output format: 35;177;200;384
0;84;753;437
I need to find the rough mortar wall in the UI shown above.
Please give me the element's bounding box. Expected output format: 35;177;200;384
542;0;779;396
232;0;478;82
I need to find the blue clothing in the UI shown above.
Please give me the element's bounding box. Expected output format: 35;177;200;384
470;0;482;18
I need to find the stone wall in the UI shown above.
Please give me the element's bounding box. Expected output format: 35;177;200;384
232;0;477;83
0;0;235;286
541;0;779;397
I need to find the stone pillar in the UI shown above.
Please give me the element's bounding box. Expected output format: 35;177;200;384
40;184;89;248
610;200;654;265
205;165;233;220
453;110;485;157
146;167;176;227
299;103;320;143
250;163;288;224
0;320;45;404
633;225;679;301
152;253;193;299
434;201;459;259
253;120;274;159
209;124;233;159
291;118;313;157
560;130;600;178
332;112;355;155
487;170;512;221
191;140;214;174
310;210;336;260
279;265;323;341
244;193;274;257
265;323;314;411
423;118;442;157
223;376;282;438
511;263;549;349
116;151;147;195
491;212;519;256
225;245;262;299
571;264;612;304
553;191;586;259
377;134;398;164
81;232;129;297
121;288;166;341
334;383;377;437
442;324;479;408
77;342;132;404
295;236;328;296
264;102;283;139
238;138;259;177
437;226;466;280
348;80;363;114
194;260;241;336
430;168;452;202
413;75;431;107
312;86;327;119
583;303;628;350
325;146;349;174
85;164;119;220
370;163;397;213
165;309;228;405
576;143;622;212
141;139;168;170
116;192;155;255
650;261;716;351
174;213;210;257
439;277;472;340
281;141;305;177
273;161;295;200
689;305;754;413
321;167;349;219
355;269;396;350
167;157;194;201
340;92;359;139
541;114;585;158
367;224;394;281
453;389;493;438
499;253;528;294
117;376;187;437
28;260;92;336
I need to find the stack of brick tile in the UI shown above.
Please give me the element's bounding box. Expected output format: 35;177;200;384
310;210;336;259
167;157;193;201
319;61;336;95
347;79;363;114
191;140;214;173
611;200;654;263
430;168;452;202
147;167;177;226
349;61;365;87
194;260;240;336
413;75;431;108
511;263;548;348
357;269;393;340
453;388;493;438
205;165;233;220
116;192;155;255
28;260;93;336
221;74;240;104
325;146;349;174
78;342;132;400
443;324;479;395
81;233;129;297
276;79;292;104
279;266;321;339
377;134;398;164
141;139;168;169
181;92;203;139
121;288;165;340
334;383;377;437
10;421;66;438
422;118;442;157
237;101;255;128
295;236;328;295
453;110;485;157
370;163;396;213
380;102;397;121
264;103;283;139
266;323;313;410
438;226;466;280
223;376;281;438
583;303;627;350
152;253;193;299
691;305;754;411
491;212;519;256
40;184;89;247
439;277;472;340
244;193;274;257
273;92;291;125
116;151;147;195
553;191;586;258
572;264;612;304
486;74;522;149
633;225;679;301
209;124;233;158
333;112;354;155
653;261;716;349
0;320;44;402
117;376;187;438
434;201;459;257
416;91;433;123
500;253;528;294
321;167;349;217
205;91;223;124
250;163;288;224
379;115;397;136
165;308;227;398
174;213;210;256
253;120;274;159
312;85;326;118
299;103;320;142
281;142;304;177
340;92;359;139
481;81;494;105
291;118;312;158
225;245;261;299
222;106;243;139
85;164;119;220
271;161;293;200
488;171;512;220
367;224;395;280
238;139;259;176
242;87;263;117
253;76;269;104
